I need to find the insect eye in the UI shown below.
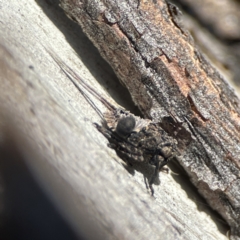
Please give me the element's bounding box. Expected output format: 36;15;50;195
116;116;136;138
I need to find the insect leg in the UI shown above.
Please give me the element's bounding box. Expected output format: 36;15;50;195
149;154;175;195
149;155;161;195
94;123;112;139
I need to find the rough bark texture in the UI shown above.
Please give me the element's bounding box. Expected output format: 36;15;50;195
172;0;240;41
59;0;240;239
0;0;237;239
171;0;240;88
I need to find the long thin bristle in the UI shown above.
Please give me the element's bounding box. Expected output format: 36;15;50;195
46;49;117;120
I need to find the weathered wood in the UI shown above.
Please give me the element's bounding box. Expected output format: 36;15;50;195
59;0;240;239
172;0;240;40
171;0;240;88
0;0;231;239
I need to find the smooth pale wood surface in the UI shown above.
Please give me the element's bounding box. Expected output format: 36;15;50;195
0;1;229;239
59;0;240;239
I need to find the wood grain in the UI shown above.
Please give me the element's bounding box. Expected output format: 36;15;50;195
59;0;240;239
0;0;232;239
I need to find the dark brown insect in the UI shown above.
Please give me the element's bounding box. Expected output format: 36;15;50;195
96;110;179;195
49;51;181;195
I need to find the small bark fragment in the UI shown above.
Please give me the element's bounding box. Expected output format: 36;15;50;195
60;0;240;239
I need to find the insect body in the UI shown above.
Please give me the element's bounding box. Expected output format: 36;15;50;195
50;51;179;195
96;108;178;194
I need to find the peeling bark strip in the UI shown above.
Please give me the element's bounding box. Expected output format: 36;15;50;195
60;0;240;239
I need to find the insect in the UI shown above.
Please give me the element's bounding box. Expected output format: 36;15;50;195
49;51;183;195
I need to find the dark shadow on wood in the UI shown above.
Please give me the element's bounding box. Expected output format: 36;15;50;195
34;0;141;116
168;160;229;236
0;138;82;240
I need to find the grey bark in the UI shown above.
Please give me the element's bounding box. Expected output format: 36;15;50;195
0;0;234;240
59;0;240;239
171;0;240;88
172;0;240;40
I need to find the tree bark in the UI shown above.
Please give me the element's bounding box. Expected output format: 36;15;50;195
171;0;240;87
60;0;240;239
0;0;237;239
172;0;240;41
